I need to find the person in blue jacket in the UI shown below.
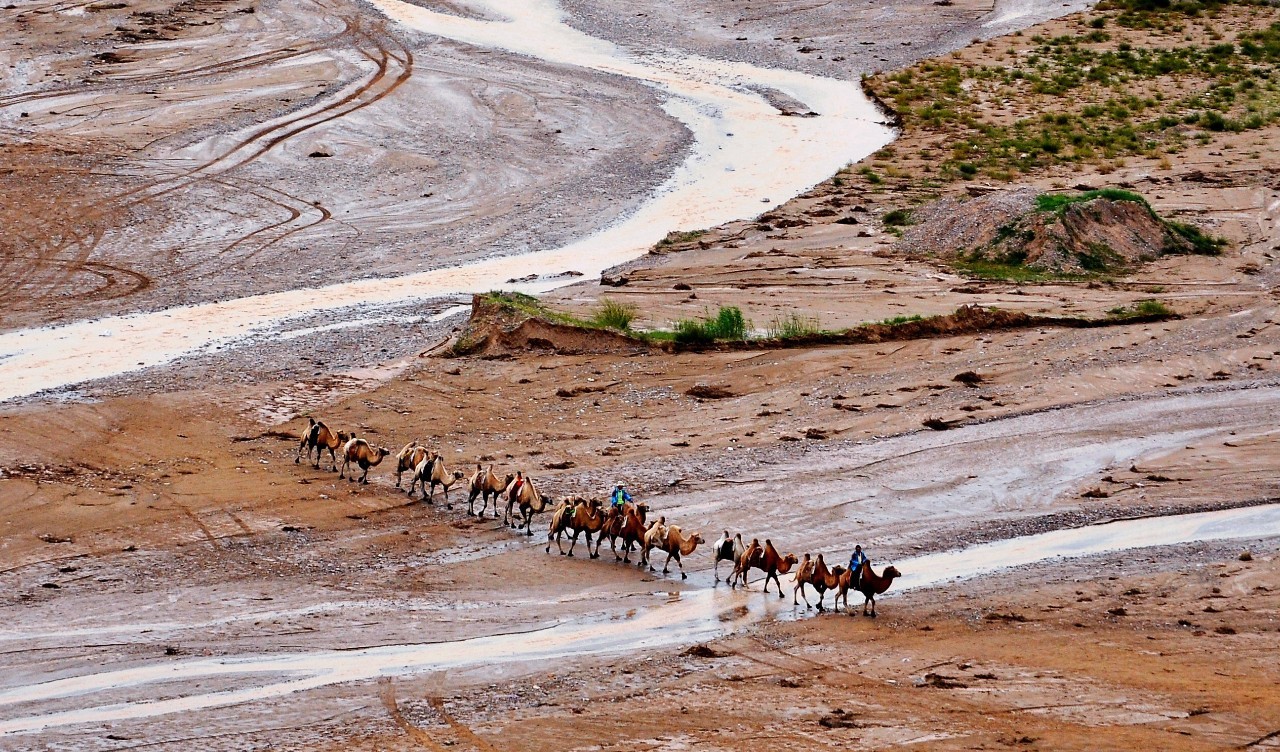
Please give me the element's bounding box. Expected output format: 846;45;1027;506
610;484;632;509
848;544;868;588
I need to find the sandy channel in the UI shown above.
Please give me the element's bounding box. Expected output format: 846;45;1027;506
2;501;1276;737
0;0;893;403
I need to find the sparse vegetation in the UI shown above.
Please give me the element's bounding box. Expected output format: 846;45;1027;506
592;298;636;330
882;208;915;226
655;229;707;248
672;306;751;344
877;314;927;326
855;5;1280;189
1034;188;1148;213
1108;299;1174;317
952;260;1081;282
766;313;823;339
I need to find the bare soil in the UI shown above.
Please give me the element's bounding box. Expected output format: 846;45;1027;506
2;0;1280;749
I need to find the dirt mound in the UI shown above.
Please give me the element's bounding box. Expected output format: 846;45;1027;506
444;294;651;357
897;188;1215;274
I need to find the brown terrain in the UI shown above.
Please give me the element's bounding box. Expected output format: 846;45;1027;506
2;0;1279;750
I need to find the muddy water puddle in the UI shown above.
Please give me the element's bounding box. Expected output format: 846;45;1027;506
3;503;1277;736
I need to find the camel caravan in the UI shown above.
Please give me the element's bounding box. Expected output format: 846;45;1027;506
292;416;901;613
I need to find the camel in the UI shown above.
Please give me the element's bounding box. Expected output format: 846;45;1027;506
728;538;761;589
841;561;902;617
503;473;552;535
793;553;845;612
639;515;667;568
394;442;429;489
595;502;647;562
412;453;464;507
338;437;390;484
466;464;511;518
295;418;350;471
713;532;746;583
733;539;797;596
641;524;704;579
546;497;603;557
546;497;580;554
406;449;438;497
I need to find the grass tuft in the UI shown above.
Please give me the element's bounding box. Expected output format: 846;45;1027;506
767;313;823;339
592;298;636;330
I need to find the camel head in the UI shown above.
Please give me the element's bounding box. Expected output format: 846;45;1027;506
882;565;902;580
693;533;705;546
452;470;464;480
784;553;798;566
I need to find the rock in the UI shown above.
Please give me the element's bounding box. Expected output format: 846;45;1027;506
953;370;984;385
1239;550;1253;562
673;282;692;290
919;673;968;689
922;417;957;431
685;384;736;399
804;427;829;440
542;460;575;470
1107;607;1127;616
600;274;630;287
1082;487;1110;498
308;151;332;158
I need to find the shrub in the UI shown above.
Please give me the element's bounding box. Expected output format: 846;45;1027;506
882;209;914;226
1109;299;1173;317
1034;188;1149;213
1166;221;1227;255
592;298;636;330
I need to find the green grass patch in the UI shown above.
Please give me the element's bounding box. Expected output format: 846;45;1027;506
1108;299;1174;317
671;306;751;344
1166;220;1228;254
766;313;824;339
877;314;927;326
1034;188;1150;213
952;260;1087;282
591;298;636;330
656;229;707;248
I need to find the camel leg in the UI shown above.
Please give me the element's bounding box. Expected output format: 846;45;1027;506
671;553;686;580
443;485;453;510
795;582;812;609
662;550;674;575
762;571;772;595
360;464;370;484
566;531;579;557
816;589;827;613
338;457;347;479
772;572;785;598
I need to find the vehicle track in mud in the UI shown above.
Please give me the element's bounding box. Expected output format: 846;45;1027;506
0;0;411;318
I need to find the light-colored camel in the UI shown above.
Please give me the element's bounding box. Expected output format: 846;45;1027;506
412;453;464;507
638;515;667;568
641;524;704;580
394;442;428;489
295;418;350;471
503;473;552;535
793;553;844;612
728;538;761;589
466;464;510;518
734;539;798;597
712;531;746;583
838;561;902;617
339;437;390;484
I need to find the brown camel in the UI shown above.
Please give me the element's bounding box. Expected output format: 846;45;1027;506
639;515;667;568
843;561;902;617
546;497;580;554
713;532;747;583
503;473;552;535
339;437;390;484
413;453;464;507
728;538;762;589
405;449;437;496
595;502;648;562
793;553;844;612
295;418;350;471
394;442;428;489
466;464;510;518
546;497;603;557
642;524;704;580
735;539;798;597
